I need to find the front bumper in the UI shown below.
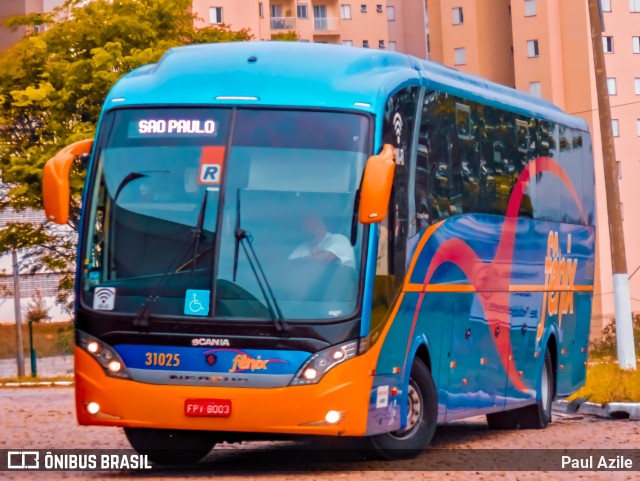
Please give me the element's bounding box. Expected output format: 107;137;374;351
75;346;375;436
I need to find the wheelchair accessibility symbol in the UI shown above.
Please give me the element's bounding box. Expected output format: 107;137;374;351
184;289;210;316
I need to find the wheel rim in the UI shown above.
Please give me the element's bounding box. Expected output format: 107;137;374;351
541;361;550;412
389;379;423;440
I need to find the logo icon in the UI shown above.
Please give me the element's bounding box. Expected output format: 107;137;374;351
93;287;115;311
191;338;230;347
7;451;39;470
393;112;403;144
184;289;210;316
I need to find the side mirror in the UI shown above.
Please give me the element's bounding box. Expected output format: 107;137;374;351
42;139;93;224
359;144;396;224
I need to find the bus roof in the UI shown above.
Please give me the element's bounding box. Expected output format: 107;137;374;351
105;41;588;131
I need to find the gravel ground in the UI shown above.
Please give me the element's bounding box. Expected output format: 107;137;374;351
1;388;639;481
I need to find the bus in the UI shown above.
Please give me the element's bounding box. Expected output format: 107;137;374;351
42;42;595;463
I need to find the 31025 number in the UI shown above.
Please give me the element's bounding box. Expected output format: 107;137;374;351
145;352;180;367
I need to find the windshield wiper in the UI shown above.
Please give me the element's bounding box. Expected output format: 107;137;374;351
132;190;211;327
232;189;287;334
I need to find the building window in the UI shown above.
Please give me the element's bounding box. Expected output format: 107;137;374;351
297;3;308;18
453;7;464;24
361;4;367;13
379;40;385;49
530;81;542;97
377;4;383;13
635;78;640;94
607;77;617;95
527;39;539;57
632;0;640;12
633;36;640;53
343;40;353;46
525;0;537;16
617;161;622;178
612;119;619;137
363;40;369;48
209;7;223;24
387;6;395;20
602;0;611;12
259;2;264;18
603;36;614;53
389;41;397;51
341;4;352;19
454;47;466;65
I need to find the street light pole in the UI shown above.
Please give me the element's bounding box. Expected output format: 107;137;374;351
12;249;25;377
587;0;637;369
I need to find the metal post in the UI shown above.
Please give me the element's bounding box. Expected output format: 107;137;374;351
29;320;37;378
588;0;637;369
12;249;25;377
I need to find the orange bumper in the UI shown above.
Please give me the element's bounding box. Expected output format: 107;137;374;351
75;346;375;436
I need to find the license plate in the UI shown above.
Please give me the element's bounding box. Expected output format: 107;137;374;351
184;399;232;417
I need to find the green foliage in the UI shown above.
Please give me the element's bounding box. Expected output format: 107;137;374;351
0;0;251;308
570;362;640;403
271;31;299;41
25;290;51;324
590;315;640;360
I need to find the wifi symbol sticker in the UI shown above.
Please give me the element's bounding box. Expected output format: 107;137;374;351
393;113;403;144
93;287;116;311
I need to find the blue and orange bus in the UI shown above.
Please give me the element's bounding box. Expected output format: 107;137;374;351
42;42;595;462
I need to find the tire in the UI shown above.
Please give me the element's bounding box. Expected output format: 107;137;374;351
124;428;216;465
486;347;555;430
519;347;555;429
367;358;438;460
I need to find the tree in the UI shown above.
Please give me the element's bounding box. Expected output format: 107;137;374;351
0;0;251;310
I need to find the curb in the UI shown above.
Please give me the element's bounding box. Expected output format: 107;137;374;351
553;399;640;420
0;381;74;387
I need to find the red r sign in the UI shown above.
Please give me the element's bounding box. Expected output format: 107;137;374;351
199;146;226;184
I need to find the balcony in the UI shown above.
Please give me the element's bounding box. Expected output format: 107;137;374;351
313;17;340;34
270;17;296;30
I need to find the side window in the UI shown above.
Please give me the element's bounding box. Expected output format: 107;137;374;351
381;86;419;285
531;120;562;222
418;90;455;224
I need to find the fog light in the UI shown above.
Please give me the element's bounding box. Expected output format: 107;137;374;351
87;402;100;414
325;410;341;424
303;368;317;380
332;350;344;360
107;360;122;372
87;341;99;354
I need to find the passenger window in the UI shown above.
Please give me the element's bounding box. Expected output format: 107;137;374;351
455;103;472;140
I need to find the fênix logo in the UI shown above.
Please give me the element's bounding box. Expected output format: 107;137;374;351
230;354;271;373
537;231;578;340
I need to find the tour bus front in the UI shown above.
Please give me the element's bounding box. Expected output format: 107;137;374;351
43;105;400;460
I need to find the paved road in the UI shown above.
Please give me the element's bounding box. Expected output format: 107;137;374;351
1;388;639;480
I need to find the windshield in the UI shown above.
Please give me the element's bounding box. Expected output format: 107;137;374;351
82;108;370;321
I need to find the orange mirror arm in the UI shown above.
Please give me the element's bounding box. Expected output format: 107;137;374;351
43;139;93;224
359;144;396;224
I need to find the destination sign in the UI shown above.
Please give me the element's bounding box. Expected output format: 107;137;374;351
134;119;217;136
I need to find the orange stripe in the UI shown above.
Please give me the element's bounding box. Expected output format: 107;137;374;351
403;221;444;291
403;283;594;293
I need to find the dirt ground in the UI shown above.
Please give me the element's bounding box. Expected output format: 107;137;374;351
1;388;639;481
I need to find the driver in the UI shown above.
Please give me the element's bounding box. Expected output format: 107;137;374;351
288;214;355;268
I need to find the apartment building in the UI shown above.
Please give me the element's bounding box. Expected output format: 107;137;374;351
191;0;428;56
0;0;64;51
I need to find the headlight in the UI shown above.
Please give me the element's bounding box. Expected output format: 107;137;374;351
290;341;358;385
78;330;130;379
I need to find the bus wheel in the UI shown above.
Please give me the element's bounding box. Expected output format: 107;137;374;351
368;358;437;460
124;428;216;465
520;347;555;429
